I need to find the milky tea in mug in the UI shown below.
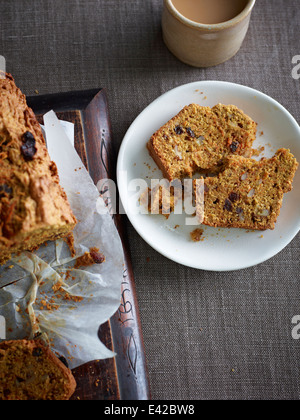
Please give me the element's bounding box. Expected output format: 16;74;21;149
171;0;249;24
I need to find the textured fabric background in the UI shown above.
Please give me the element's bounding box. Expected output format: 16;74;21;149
0;0;299;400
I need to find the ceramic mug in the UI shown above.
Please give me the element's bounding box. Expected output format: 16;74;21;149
162;0;256;67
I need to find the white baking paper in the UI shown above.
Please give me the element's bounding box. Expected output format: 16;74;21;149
0;111;124;369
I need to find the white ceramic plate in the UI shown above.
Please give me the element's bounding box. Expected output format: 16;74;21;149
117;81;300;271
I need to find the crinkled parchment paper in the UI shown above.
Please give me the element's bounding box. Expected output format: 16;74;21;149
0;111;124;369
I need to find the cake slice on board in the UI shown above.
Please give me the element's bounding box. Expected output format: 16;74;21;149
0;339;76;400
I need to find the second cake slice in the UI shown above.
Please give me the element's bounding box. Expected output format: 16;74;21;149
147;103;257;181
194;148;298;230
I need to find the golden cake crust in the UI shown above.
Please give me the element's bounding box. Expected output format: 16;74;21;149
147;103;257;181
194;148;298;230
0;73;77;264
0;339;76;400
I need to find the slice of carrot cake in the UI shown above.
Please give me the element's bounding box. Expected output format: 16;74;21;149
194;148;298;230
0;339;76;400
147;103;257;181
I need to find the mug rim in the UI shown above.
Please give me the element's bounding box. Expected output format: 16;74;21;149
165;0;256;31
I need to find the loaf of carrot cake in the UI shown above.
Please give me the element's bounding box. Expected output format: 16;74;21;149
0;73;77;264
194;148;298;230
0;339;76;400
147;103;257;181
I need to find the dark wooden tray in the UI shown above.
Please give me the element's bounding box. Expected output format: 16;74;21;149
28;89;151;400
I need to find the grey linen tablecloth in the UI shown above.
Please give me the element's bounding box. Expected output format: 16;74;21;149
1;0;299;400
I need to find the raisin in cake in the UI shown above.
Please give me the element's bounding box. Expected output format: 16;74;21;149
0;339;76;400
147;103;257;181
0;73;77;264
194;148;298;230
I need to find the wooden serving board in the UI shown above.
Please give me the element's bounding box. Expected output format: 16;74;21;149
27;89;151;401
